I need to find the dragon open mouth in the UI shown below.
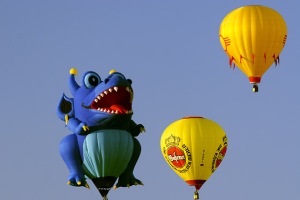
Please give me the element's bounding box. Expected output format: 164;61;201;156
87;86;133;114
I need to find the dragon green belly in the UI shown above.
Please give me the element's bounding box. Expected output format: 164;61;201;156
82;130;134;179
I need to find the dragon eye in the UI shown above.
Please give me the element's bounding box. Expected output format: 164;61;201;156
84;72;101;88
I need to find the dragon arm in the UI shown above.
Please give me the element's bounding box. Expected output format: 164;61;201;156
65;115;90;135
129;120;145;137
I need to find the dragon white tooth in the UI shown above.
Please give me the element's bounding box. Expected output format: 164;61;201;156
129;95;133;103
97;96;101;100
100;108;104;112
114;87;118;92
111;110;115;114
104;109;107;112
109;88;113;92
107;110;111;113
97;108;101;111
104;91;108;95
115;110;119;114
126;87;130;92
94;99;98;103
100;93;104;97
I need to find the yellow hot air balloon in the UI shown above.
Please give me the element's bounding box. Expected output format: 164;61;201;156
160;116;228;199
219;5;287;92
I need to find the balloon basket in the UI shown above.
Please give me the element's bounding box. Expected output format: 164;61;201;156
194;190;199;200
252;84;259;92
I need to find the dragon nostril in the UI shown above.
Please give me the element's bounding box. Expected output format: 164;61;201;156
104;78;109;84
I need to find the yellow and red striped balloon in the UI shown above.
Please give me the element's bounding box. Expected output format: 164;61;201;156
219;5;287;92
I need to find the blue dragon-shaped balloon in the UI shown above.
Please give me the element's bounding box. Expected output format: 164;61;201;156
57;68;145;199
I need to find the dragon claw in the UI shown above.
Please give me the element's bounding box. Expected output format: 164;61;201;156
85;183;90;189
67;174;87;188
82;125;89;131
140;127;146;133
65;114;69;125
114;174;143;189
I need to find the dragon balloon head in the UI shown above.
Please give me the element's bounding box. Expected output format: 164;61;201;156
57;68;135;127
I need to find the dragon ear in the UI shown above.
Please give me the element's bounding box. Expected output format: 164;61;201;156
57;93;74;121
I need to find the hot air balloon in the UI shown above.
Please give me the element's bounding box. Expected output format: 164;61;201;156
219;5;287;92
57;69;145;200
160;116;228;200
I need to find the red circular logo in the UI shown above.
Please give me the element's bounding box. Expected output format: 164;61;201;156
167;146;186;168
215;146;227;168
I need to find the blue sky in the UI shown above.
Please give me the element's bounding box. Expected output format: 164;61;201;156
1;0;299;199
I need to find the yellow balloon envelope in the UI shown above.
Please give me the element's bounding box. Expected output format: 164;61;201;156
160;116;228;199
219;5;287;92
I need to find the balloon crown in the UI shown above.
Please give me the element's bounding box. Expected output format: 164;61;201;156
182;116;204;119
164;134;181;147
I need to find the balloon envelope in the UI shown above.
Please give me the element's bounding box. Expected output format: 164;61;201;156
219;5;287;90
160;116;228;191
82;130;134;196
83;130;134;178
